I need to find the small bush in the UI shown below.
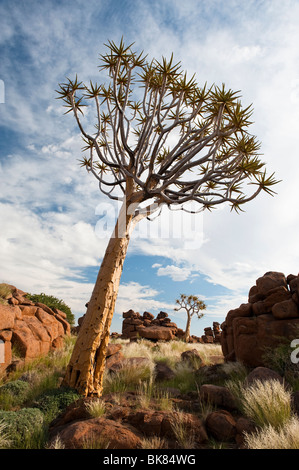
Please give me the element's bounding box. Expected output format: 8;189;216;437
33;387;80;423
0;380;31;408
0;408;45;448
263;338;299;390
26;292;75;326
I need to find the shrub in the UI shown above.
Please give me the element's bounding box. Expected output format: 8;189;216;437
262;337;299;390
26;292;75;326
240;379;292;429
0;380;31;408
0;408;45;448
33;387;80;423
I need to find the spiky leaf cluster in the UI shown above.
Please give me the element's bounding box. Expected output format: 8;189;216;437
175;293;206;319
56;39;279;214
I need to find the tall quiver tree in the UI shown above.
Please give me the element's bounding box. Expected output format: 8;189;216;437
57;39;278;397
175;294;206;342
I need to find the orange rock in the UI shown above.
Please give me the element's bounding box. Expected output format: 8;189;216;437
0;304;18;329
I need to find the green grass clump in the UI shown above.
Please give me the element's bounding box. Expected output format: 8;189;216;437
0;408;45;449
33;387;80;424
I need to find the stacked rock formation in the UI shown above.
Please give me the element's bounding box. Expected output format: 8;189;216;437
122;310;183;342
0;285;71;373
121;310;221;343
201;323;221;344
221;271;299;367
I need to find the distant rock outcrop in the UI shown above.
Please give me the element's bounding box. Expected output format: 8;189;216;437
221;271;299;367
76;308;222;343
121;309;221;343
0;285;71;373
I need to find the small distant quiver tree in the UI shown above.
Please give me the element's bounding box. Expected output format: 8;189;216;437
57;39;278;396
175;294;206;342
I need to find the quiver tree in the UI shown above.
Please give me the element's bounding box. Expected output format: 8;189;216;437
57;39;278;397
174;294;206;342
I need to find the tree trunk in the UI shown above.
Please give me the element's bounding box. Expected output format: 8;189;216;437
62;200;134;396
184;314;192;343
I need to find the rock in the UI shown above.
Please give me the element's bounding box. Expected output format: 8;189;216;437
154;362;176;381
256;271;287;297
121;308;220;343
106;343;122;357
108;356;151;373
199;384;238;410
52;336;64;350
136;325;174;341
205;410;237;442
235;417;257;447
105;351;124;370
35;308;64;340
12;320;44;360
0;284;71;372
0;304;18;329
245;367;285;387
127;409;208;444
181;349;203;366
51;417;142;449
221;272;299;367
143;311;155;321
19;305;39;316
252;286;292;315
272;299;299;319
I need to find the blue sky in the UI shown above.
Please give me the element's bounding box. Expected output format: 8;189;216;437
1;0;299;336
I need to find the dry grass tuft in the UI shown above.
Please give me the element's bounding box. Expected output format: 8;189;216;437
244;416;299;449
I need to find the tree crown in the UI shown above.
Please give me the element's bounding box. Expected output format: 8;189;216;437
175;293;206;318
56;38;279;218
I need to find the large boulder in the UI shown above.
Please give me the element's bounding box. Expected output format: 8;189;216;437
221;272;299;367
136;325;175;341
50;417;142;449
0;285;71;373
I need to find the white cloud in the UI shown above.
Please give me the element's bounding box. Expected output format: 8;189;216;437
156;265;192;282
115;281;175;316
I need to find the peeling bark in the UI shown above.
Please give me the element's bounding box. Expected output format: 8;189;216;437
62;200;134;396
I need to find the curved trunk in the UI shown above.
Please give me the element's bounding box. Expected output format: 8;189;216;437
62;201;134;396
